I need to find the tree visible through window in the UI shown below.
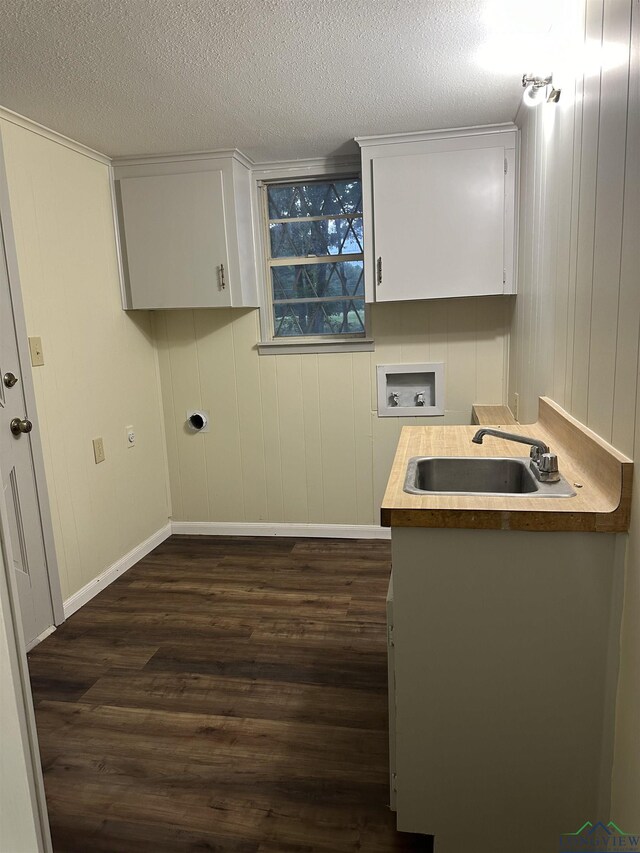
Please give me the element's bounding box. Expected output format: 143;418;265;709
263;177;365;338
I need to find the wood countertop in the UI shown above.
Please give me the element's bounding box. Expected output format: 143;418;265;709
381;397;633;532
471;404;517;425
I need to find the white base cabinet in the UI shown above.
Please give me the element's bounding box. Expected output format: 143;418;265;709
386;574;397;812
389;527;625;853
357;125;518;302
114;151;258;309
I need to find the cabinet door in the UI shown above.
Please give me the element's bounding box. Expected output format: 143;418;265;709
119;170;231;309
372;146;507;301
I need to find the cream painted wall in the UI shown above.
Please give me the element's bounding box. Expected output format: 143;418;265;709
509;0;639;825
0;119;170;602
153;297;511;526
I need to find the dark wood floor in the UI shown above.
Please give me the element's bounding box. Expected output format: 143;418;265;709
28;535;432;853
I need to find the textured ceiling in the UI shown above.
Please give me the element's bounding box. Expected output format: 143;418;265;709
0;0;530;161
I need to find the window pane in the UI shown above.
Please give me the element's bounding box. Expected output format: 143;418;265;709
265;177;365;341
274;299;366;337
267;179;362;219
320;180;362;216
271;261;364;301
269;217;363;258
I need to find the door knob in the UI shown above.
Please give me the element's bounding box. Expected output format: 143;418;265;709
10;417;33;436
3;372;18;388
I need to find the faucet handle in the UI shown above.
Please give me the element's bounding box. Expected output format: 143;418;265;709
531;451;561;483
538;453;559;474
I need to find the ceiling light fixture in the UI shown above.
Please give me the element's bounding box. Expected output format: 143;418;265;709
522;73;561;106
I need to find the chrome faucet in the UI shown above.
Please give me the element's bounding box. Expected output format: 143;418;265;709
471;428;561;483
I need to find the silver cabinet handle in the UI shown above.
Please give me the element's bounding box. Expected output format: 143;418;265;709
220;264;226;290
377;256;382;286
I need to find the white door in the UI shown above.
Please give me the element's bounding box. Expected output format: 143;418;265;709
372;146;507;301
0;222;54;646
118;169;232;309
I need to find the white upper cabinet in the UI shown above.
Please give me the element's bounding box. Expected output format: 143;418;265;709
114;152;258;309
356;126;518;302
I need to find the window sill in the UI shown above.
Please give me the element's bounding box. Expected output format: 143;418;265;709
257;338;375;356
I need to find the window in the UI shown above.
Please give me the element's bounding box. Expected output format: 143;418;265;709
261;177;365;341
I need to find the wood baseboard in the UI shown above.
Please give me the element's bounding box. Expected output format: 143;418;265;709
62;522;172;618
171;521;391;540
25;624;55;652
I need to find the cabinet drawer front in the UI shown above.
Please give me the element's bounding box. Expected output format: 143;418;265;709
372;146;507;301
119;170;231;309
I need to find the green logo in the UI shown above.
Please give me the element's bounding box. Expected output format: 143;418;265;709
560;821;640;852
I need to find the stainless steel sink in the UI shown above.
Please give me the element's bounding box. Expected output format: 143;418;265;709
404;456;576;497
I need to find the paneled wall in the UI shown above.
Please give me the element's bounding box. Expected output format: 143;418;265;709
509;0;639;823
0;119;171;601
153;297;511;526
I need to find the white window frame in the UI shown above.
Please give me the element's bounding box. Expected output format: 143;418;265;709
252;160;374;355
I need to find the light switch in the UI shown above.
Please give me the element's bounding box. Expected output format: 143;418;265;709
92;437;105;464
28;336;44;367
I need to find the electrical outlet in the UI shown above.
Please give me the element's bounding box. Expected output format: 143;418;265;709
126;425;135;448
513;392;520;422
92;437;105;464
28;336;44;367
